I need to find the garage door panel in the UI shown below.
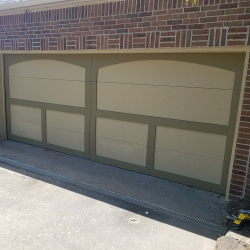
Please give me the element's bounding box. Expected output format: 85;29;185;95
7;56;88;159
96;117;148;145
96;118;148;166
9;59;85;81
46;110;85;152
46;111;85;134
11;120;42;141
10;105;42;141
97;82;232;125
155;126;227;160
47;127;84;152
98;60;235;90
96;136;147;166
10;104;41;124
92;53;245;194
154;148;224;184
9;77;85;107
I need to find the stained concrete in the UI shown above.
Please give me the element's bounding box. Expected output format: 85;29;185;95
0;140;227;226
0;162;218;250
216;236;249;250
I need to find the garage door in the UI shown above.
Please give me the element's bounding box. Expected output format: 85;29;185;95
5;55;91;158
5;53;245;194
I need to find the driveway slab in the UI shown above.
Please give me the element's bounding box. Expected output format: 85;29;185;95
0;163;219;250
0;140;227;226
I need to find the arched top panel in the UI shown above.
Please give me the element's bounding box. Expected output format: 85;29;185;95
97;60;235;89
9;59;85;81
8;59;86;107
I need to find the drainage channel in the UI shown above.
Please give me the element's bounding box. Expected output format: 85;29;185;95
0;156;227;234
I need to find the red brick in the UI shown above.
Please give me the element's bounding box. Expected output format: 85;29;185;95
201;17;218;23
167;9;183;14
218;15;237;21
230;184;244;192
238;14;250;20
229;40;246;46
225;8;245;15
205;22;224;28
228;27;248;33
232;174;245;182
156;14;172;21
233;163;248;171
160;42;175;47
184;7;200;12
142;26;156;32
192;29;209;35
132;43;145;48
201;5;219;11
235;149;249;157
188;12;206;18
172;13;188;19
152;21;166;26
206;10;225;16
183;18;200;24
192;35;209;40
161;31;176;36
219;3;238;9
191;41;208;46
108;39;119;44
227;34;247;40
239;2;250;7
230;189;243;196
133;37;146;43
231;179;245;186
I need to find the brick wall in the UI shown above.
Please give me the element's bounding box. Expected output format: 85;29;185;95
0;0;250;200
233;55;250;202
0;0;249;50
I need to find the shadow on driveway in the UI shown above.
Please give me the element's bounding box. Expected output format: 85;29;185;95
0;160;222;243
0;140;228;246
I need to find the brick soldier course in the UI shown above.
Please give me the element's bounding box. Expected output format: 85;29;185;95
0;0;249;201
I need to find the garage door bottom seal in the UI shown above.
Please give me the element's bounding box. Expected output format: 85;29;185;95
0;155;227;234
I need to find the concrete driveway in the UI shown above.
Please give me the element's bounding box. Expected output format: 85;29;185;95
0;141;227;249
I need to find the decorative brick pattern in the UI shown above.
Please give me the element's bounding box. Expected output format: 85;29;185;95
0;0;249;50
0;0;250;200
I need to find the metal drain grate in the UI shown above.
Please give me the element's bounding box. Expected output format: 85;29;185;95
0;156;227;234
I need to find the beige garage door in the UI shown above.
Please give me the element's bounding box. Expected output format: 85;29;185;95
89;53;245;194
5;55;91;158
5;53;245;194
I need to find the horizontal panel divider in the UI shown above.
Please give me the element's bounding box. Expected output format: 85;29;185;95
91;134;228;162
8;99;85;114
94;110;228;136
8;134;86;158
11;118;41;126
47;126;90;135
7;75;86;82
93;134;148;147
96;81;235;91
153;146;227;162
47;125;85;133
93;81;241;91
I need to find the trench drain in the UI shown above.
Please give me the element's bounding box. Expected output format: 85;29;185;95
0;156;227;234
